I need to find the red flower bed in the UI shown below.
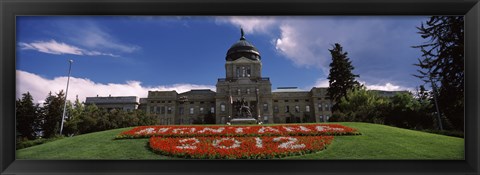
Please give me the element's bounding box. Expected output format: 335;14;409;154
116;124;359;139
149;136;334;159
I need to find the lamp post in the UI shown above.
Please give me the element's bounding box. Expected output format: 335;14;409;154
60;59;73;135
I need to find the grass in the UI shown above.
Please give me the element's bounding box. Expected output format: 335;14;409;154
16;122;464;160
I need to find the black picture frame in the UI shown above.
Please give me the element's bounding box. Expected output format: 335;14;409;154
1;0;479;174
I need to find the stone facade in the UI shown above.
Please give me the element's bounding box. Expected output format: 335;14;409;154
85;96;138;112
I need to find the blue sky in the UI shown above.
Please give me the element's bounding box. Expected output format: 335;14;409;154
16;16;429;103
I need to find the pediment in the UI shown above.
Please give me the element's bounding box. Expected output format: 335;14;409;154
233;57;259;63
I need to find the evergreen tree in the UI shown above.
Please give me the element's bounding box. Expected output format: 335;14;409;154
413;16;464;131
41;91;65;138
327;43;360;111
64;96;83;136
16;92;41;140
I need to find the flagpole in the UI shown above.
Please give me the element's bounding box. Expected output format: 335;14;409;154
60;59;73;135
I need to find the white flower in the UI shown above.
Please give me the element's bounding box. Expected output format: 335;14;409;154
234;127;250;133
258;126;280;133
315;126;344;132
175;138;200;149
212;138;242;149
255;137;263;148
198;127;225;133
172;128;196;134
299;126;311;132
135;127;155;135
315;126;325;132
273;137;305;149
157;127;171;133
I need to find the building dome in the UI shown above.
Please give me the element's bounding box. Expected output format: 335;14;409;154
226;29;261;61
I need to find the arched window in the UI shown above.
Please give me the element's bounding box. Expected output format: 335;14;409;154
295;105;300;113
306;105;310;112
242;67;246;77
220;103;226;112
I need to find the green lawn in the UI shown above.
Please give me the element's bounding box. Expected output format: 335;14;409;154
16;122;464;160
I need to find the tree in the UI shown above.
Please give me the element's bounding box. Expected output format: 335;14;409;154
327;43;360;111
78;104;100;134
413;16;464;131
336;86;386;123
384;92;434;130
41;91;66;138
64;96;83;136
16;92;41;140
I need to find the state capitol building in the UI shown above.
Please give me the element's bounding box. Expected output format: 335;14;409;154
85;29;404;125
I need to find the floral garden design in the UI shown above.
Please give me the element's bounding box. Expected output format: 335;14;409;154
116;124;360;159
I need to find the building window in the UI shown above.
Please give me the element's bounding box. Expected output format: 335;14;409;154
274;106;279;113
284;100;289;102
200;107;204;114
236;67;239;77
167;107;172;114
190;102;194;104
285;106;290;113
237;89;241;95
263;103;268;112
210;107;215;113
306;105;310;112
156;106;161;114
318;104;322;111
326;103;331;111
246;67;251;77
189;107;194;114
247;88;250;94
150;106;155;114
161;106;166;114
179;107;184;115
221;104;226;112
274;100;278;103
295;105;300;113
326;115;330;121
319;115;324;122
242;67;246;77
294;99;299;102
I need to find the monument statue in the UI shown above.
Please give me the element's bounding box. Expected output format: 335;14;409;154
238;98;252;118
229;97;257;125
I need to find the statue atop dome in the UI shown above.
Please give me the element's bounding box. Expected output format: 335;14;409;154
240;28;245;40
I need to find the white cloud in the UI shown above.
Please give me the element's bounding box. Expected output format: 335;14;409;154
75;25;139;53
363;82;413;91
18;40;119;57
16;70;215;104
215;16;278;34
312;79;330;88
306;78;413;92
